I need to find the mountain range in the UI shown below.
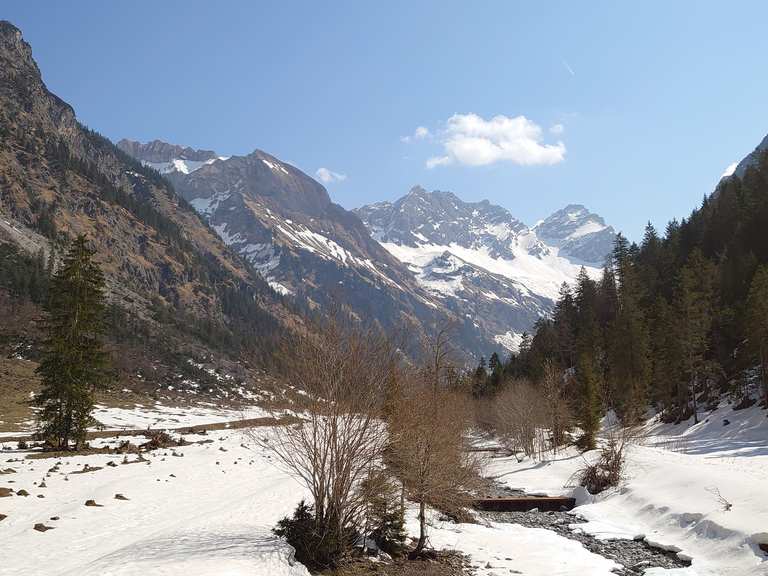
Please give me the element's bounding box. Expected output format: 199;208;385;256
0;17;617;394
118;141;616;355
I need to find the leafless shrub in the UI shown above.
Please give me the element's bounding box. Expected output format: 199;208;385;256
492;379;549;460
541;361;574;452
572;418;641;494
486;367;573;460
705;487;732;511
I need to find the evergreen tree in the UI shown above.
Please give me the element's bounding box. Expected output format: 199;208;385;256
553;282;577;368
745;266;768;406
674;249;716;423
606;236;650;421
35;236;110;450
648;295;682;416
488;352;503;392
576;351;601;449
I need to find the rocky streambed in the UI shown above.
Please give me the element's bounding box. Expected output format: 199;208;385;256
476;485;690;575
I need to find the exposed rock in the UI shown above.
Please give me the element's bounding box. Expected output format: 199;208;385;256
114;494;129;501
33;523;54;532
84;499;103;507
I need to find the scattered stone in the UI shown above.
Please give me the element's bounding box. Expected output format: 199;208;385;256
16;489;30;497
0;513;6;521
50;516;59;521
0;487;12;497
71;464;103;475
34;523;54;532
84;499;103;507
723;419;731;426
114;494;129;501
37;494;45;499
106;461;118;468
0;468;16;475
219;447;228;452
169;474;176;478
39;481;47;488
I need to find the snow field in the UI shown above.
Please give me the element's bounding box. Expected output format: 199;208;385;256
486;403;768;576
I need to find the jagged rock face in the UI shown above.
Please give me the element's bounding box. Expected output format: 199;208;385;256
117;139;217;165
357;189;616;352
534;204;616;266
0;21;79;149
120;142;460;355
356;186;539;260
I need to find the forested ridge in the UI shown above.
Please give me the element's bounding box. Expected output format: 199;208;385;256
474;150;768;434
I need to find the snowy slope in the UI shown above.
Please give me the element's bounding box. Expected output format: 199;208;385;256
485;402;768;576
728;134;768;179
356;188;611;352
0;415;309;575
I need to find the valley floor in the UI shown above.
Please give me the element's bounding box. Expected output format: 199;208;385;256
0;402;766;575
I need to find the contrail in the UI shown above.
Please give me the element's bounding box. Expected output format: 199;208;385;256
562;59;575;77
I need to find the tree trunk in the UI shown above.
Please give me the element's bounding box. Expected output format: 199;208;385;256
761;351;768;408
691;373;698;424
414;500;427;554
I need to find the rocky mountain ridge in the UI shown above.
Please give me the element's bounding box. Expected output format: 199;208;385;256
356;187;617;350
120;134;618;354
118;140;462;356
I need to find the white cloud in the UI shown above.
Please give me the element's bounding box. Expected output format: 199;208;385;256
426;155;452;169
401;125;431;143
549;123;564;135
315;167;347;184
425;113;566;169
721;161;738;179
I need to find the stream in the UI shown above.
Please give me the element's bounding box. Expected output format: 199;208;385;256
477;485;691;576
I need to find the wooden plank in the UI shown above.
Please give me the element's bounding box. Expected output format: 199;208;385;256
473;496;576;512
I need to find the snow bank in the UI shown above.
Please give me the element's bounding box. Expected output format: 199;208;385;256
487;402;768;576
406;509;621;575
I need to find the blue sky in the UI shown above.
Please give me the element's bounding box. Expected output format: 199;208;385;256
4;1;768;239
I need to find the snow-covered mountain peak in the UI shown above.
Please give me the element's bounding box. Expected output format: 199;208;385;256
117;139;227;175
355;186;530;260
535;203;615;266
356;187;615;352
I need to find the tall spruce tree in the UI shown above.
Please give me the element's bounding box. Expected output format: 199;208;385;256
745;265;768;406
674;249;716;423
574;268;602;448
607;236;650;421
35;236;110;450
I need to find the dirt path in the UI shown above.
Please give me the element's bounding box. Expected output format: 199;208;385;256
0;414;298;444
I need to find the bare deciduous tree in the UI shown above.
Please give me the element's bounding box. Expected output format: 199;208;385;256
386;328;481;555
250;316;397;563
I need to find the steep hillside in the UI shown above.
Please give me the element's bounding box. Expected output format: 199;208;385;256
117;140;470;356
0;21;296;399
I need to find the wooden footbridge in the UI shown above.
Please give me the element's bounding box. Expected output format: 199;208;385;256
473;495;576;512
